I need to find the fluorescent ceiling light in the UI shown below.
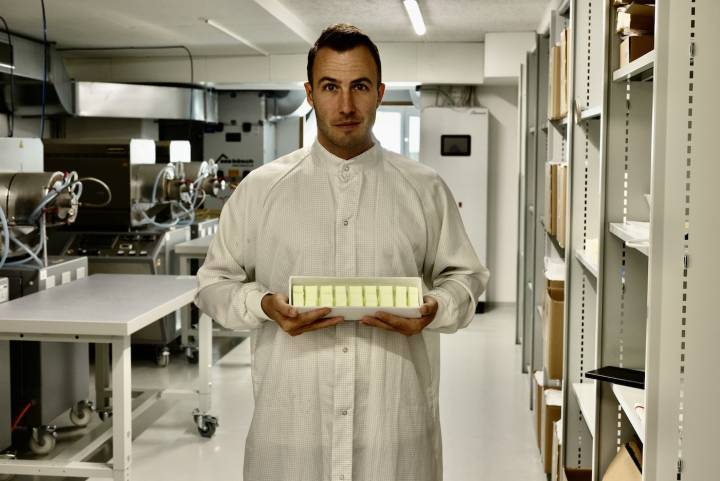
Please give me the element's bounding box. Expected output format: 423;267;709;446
202;18;269;56
403;0;427;36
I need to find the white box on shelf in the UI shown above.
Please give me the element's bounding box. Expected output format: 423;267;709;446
289;276;423;321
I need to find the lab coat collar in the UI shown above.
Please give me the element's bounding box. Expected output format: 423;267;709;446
311;137;382;173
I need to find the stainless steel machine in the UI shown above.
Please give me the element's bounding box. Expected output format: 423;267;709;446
0;138;92;456
43;139;223;363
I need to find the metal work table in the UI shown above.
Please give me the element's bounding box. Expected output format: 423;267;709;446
175;235;245;359
0;274;216;480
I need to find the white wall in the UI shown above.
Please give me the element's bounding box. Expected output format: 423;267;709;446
275;117;302;158
484;32;537;84
473;86;519;304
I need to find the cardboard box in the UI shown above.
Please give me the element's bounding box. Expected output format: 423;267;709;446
617;4;655;35
613;0;654;6
544;281;565;381
542;389;562;474
565;469;593;481
602;441;642;481
560;29;568;117
545;163;558;235
533;371;544;449
548;45;562;120
619;35;654;68
557;164;567;247
551;420;562;481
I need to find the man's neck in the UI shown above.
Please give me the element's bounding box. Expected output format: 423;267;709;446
317;135;374;160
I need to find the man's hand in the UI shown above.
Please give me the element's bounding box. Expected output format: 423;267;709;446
261;293;344;337
360;296;439;336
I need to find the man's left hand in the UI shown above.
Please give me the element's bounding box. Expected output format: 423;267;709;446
360;296;439;336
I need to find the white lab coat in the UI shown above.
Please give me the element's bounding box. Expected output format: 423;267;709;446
196;140;489;481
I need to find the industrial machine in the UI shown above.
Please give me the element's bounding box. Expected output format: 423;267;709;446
0;138;92;456
420;107;489;310
44;139;224;363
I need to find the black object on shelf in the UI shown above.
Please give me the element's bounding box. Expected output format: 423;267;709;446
585;366;645;389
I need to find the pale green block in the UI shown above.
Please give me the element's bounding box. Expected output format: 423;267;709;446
292;286;305;307
319;285;334;307
305;285;319;307
395;286;408;307
379;285;394;307
364;285;378;307
335;286;348;307
408;286;420;307
349;286;364;306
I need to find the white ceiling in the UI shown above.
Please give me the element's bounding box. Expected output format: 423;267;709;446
0;0;548;57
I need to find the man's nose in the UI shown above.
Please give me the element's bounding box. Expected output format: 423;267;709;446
339;89;356;115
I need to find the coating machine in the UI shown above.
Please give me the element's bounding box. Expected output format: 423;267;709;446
0;137;93;456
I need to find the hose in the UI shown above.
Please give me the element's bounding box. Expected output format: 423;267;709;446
0;206;9;269
78;177;112;208
9;236;43;267
151;165;174;204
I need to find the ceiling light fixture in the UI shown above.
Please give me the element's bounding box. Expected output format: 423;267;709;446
201;18;270;56
403;0;427;36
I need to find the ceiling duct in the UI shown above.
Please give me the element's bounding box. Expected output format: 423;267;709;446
264;90;311;121
1;34;217;123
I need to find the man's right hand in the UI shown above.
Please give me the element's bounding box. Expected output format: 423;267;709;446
261;293;344;336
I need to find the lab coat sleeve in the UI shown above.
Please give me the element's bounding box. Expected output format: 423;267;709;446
423;177;490;333
195;182;272;330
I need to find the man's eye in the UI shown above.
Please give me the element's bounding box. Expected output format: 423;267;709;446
323;84;337;91
353;84;369;91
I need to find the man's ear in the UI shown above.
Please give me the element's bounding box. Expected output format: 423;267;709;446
376;82;386;107
304;82;314;108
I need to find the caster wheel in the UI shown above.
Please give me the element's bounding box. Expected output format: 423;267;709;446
69;401;94;427
156;347;170;368
29;428;57;455
193;411;219;439
197;416;218;438
185;346;199;364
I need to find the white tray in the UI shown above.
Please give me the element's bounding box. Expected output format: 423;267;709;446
289;276;423;321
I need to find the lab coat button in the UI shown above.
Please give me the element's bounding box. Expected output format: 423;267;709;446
342;347;348;353
342;410;348;416
343;220;349;226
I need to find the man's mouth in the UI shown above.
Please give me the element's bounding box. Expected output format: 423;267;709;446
334;121;361;130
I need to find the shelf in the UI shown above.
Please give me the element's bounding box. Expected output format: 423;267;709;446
613;384;646;443
548;231;566;258
579;105;602;121
572;382;596;438
613;50;656;83
585;366;645;389
609;222;650;256
574;248;599;278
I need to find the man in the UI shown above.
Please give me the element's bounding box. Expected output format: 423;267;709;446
196;24;489;481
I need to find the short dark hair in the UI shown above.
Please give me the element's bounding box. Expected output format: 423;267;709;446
307;23;382;87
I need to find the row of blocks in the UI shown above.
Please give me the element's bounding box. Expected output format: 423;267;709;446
292;285;421;308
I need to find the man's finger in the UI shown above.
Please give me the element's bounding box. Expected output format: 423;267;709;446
296;307;333;325
294;316;344;335
375;310;414;328
276;297;298;318
360;316;396;332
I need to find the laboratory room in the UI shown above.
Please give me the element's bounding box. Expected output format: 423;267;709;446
0;0;717;480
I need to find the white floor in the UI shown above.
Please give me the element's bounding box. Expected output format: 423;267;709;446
77;305;544;480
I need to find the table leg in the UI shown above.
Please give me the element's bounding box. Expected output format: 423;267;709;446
112;336;131;481
95;344;111;412
198;313;212;413
180;256;192;350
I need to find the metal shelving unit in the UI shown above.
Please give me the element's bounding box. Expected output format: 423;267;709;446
518;1;720;480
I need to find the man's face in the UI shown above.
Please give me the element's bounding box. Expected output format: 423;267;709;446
305;46;385;159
